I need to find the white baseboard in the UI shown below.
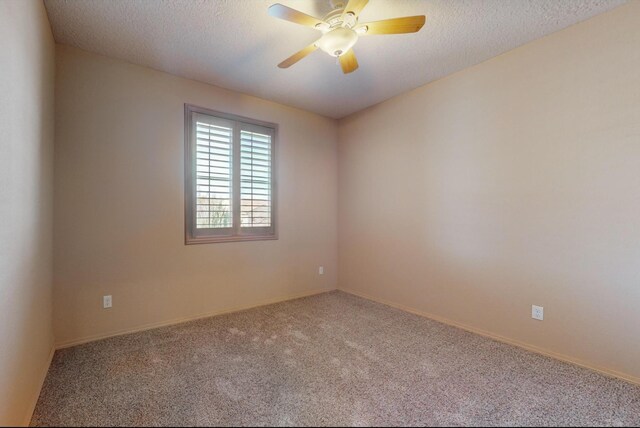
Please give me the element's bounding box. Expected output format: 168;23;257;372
24;343;55;427
55;288;335;350
340;288;640;386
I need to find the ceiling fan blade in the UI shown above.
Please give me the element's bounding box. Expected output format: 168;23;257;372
357;15;426;35
341;0;369;19
339;49;359;74
278;42;319;68
268;3;327;29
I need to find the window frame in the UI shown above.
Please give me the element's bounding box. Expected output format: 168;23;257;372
184;104;278;245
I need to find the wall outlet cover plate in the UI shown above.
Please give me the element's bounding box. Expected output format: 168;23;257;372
532;305;544;321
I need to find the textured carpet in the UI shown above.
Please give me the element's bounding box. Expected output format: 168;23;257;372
32;291;640;427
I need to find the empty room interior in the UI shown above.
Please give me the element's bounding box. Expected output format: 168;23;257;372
2;0;640;426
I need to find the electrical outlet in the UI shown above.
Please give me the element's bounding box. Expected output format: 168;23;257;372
103;295;112;309
319;266;324;275
532;305;543;321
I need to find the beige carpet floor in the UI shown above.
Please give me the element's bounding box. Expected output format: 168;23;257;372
32;291;640;427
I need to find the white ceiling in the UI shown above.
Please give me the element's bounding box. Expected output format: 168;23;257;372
44;0;625;119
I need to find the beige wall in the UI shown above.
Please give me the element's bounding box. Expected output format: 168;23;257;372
54;45;338;346
0;0;55;425
338;2;640;380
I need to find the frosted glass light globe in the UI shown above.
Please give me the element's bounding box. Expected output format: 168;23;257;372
317;27;358;57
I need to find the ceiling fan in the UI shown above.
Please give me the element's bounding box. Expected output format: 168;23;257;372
268;0;426;74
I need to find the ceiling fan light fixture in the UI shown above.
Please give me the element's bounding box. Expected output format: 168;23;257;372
269;1;426;74
317;27;358;57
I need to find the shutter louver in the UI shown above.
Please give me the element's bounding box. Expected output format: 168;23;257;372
195;121;233;229
240;130;272;228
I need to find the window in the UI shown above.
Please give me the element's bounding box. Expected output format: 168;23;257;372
185;105;277;244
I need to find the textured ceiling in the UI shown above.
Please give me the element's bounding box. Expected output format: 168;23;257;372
44;0;625;119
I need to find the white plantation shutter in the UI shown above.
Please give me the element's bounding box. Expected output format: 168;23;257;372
185;106;276;244
193;114;234;232
240;127;273;229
